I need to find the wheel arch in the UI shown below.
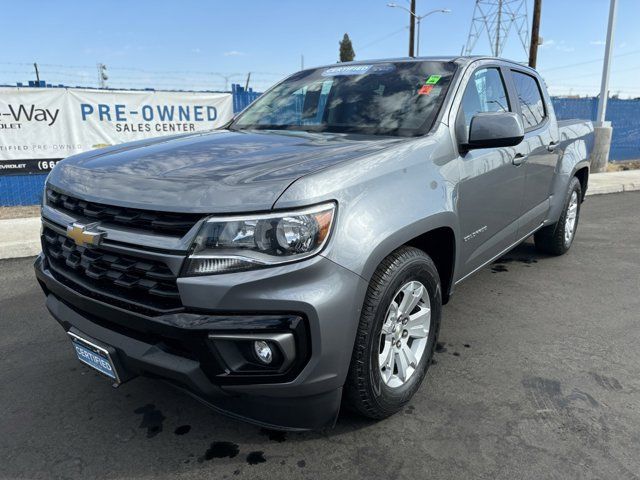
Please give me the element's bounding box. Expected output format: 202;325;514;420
406;227;456;305
360;213;458;305
574;165;589;201
547;158;590;225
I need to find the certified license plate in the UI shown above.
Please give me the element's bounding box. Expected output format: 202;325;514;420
69;332;120;383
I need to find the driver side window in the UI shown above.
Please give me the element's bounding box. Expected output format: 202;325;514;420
458;68;510;134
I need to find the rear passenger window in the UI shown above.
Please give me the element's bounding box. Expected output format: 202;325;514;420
511;71;546;129
459;68;510;130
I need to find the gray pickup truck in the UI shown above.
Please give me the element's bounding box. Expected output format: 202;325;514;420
35;56;594;430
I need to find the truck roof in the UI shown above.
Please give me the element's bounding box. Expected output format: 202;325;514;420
312;56;536;74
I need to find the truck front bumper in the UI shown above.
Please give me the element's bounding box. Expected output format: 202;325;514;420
35;254;368;430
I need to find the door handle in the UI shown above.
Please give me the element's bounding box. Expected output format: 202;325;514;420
547;141;559;152
512;153;526;166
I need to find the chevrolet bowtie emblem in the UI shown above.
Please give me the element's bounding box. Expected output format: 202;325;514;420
66;222;106;247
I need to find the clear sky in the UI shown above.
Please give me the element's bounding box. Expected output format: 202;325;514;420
2;0;639;97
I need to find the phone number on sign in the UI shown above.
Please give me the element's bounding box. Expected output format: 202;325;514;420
38;160;61;171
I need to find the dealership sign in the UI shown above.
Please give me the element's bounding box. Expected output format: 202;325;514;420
0;87;233;175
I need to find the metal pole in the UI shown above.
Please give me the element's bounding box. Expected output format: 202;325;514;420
388;5;450;57
597;0;618;125
528;0;542;68
408;0;416;57
416;18;421;56
33;63;40;84
495;0;502;56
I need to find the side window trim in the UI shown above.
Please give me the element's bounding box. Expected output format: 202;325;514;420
454;65;511;144
508;68;548;133
461;65;511;113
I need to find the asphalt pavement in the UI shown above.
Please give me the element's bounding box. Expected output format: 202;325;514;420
1;192;639;480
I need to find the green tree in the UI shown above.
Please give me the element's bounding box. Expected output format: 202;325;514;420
339;33;355;62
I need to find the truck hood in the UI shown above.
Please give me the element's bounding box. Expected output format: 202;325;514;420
47;129;403;213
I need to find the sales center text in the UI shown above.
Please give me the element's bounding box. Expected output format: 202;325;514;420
81;103;218;132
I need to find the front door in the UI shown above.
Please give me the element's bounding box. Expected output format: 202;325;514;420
454;66;526;279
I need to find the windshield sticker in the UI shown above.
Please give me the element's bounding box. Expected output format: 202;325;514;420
369;63;396;74
418;85;434;95
321;65;373;77
425;75;442;85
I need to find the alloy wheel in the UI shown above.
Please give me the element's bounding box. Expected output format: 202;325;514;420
564;190;578;247
378;281;431;388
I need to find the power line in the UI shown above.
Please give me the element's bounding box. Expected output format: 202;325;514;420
0;62;286;78
358;25;410;51
538;49;640;72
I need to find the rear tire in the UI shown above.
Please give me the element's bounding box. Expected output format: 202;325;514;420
344;246;441;419
534;176;582;256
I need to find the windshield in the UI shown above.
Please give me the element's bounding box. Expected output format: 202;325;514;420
231;61;457;137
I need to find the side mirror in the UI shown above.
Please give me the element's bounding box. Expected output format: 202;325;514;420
464;112;524;150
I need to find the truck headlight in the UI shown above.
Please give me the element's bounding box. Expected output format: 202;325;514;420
184;202;336;275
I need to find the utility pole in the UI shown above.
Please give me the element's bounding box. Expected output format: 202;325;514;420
494;0;502;56
528;0;542;67
388;4;450;57
590;0;619;173
408;0;416;57
301;54;304;70
244;72;251;91
597;0;618;124
97;63;108;89
33;63;40;84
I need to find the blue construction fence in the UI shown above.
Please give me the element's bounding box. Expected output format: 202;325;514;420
232;83;261;113
552;97;639;161
2;92;639;207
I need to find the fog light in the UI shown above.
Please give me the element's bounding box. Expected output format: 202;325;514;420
253;340;273;364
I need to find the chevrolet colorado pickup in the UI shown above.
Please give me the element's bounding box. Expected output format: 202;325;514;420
35;57;594;430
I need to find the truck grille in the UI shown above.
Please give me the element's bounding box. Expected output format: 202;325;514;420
46;189;203;237
42;227;183;314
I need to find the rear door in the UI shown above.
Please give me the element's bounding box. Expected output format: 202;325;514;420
453;63;527;279
507;69;560;235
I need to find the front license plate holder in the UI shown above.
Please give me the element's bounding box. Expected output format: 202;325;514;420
68;331;121;385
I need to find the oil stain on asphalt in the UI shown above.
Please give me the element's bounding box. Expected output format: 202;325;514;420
492;255;540;273
591;372;623;391
259;428;287;442
246;451;266;465
133;404;166;438
174;425;191;436
500;256;539;265
199;441;240;462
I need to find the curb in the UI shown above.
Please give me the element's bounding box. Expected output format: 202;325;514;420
587;185;624;196
586;171;640;196
0;217;41;260
0;241;41;260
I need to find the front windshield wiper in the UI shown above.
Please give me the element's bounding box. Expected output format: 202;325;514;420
231;124;404;137
234;124;325;133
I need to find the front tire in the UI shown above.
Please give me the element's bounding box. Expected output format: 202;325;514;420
534;176;582;256
344;246;441;419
